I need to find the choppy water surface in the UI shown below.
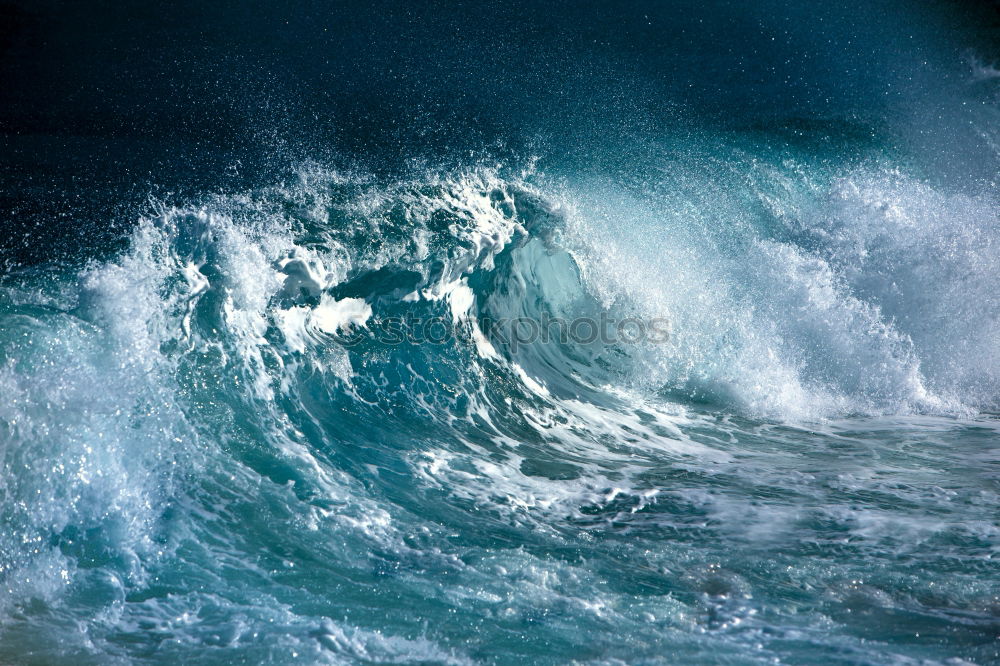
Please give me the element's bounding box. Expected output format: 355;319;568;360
2;144;999;663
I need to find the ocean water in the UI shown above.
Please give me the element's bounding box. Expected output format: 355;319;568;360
2;1;1000;664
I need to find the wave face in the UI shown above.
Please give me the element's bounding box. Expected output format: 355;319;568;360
2;137;999;664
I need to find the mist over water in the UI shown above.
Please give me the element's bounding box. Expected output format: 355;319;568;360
1;1;999;664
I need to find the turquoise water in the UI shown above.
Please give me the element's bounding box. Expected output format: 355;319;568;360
1;130;998;663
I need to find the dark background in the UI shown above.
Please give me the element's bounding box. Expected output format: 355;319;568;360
1;0;998;265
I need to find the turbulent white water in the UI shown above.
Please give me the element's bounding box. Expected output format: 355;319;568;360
1;145;998;664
